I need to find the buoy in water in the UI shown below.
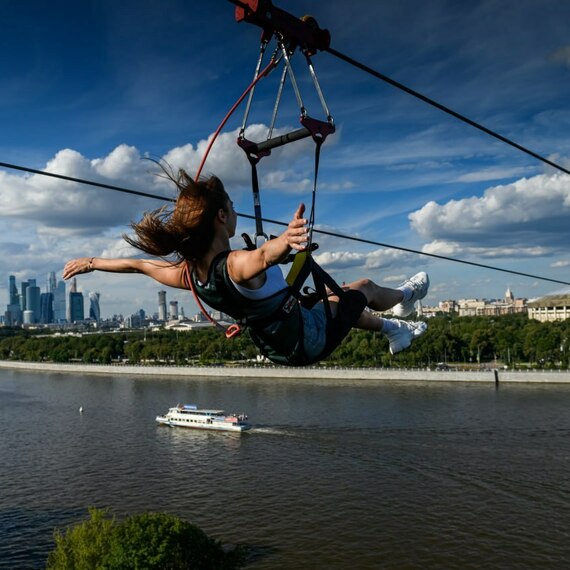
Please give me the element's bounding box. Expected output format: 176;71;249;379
79;406;84;413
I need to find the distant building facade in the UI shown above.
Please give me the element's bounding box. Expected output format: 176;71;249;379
158;291;167;321
40;292;54;324
69;291;85;322
54;280;67;323
438;288;527;317
5;275;22;325
89;292;101;321
26;281;41;324
527;293;570;322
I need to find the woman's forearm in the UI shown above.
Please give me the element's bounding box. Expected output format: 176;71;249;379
89;257;145;274
258;235;292;267
62;256;186;289
62;257;149;281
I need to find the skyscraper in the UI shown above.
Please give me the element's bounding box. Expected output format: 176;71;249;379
26;281;41;324
158;291;167;321
9;275;18;305
48;271;57;293
67;277;84;322
54;280;66;323
69;291;85;322
20;281;29;311
169;300;178;320
40;292;54;324
89;291;101;321
6;275;22;325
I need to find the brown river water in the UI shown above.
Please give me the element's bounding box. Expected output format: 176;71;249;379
1;369;569;569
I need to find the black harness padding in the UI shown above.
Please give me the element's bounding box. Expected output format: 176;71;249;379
188;252;308;366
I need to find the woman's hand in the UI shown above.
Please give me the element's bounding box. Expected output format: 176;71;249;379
227;203;310;285
285;203;309;251
62;258;93;280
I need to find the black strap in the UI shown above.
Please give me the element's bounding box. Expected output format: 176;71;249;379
250;159;265;239
307;138;322;251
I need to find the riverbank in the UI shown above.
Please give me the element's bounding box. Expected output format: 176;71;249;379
1;360;570;383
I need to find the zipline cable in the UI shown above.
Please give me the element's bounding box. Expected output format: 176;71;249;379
238;213;570;287
324;46;570;177
0;161;175;204
228;0;570;176
2;156;567;286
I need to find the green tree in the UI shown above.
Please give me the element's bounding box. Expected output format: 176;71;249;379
46;507;115;570
46;508;246;570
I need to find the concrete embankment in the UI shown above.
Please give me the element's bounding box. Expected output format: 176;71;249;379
1;360;569;383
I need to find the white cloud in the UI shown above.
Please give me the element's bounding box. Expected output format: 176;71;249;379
314;247;414;272
422;240;548;259
454;166;533;183
0;145;160;233
382;273;408;284
0;124;317;237
551;260;570;268
409;171;570;251
162;124;313;191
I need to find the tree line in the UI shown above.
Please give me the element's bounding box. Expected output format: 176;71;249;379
1;313;569;368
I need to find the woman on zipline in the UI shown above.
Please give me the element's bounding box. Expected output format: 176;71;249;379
63;170;429;366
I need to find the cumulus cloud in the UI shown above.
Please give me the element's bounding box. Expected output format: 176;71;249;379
162;124;313;191
314;247;414;272
0;145;162;233
409;171;570;252
422;240;548;259
0;124;316;236
454;166;533;184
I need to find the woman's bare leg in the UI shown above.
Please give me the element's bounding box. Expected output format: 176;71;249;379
335;278;404;312
326;278;401;331
353;307;386;331
324;277;428;353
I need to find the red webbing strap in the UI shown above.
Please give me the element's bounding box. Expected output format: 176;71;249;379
195;57;277;181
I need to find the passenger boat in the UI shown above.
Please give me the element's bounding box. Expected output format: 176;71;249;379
156;404;251;432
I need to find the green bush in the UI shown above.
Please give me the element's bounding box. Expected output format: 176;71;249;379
46;508;246;570
46;508;115;570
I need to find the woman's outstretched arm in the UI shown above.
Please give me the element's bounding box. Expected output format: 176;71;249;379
62;257;188;289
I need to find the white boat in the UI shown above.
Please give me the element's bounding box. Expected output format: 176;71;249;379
156;404;251;432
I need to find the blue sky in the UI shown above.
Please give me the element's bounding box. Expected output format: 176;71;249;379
1;0;570;319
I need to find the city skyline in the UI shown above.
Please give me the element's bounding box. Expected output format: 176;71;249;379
3;268;536;326
3;271;192;325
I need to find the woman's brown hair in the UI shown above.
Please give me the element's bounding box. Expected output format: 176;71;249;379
124;168;229;262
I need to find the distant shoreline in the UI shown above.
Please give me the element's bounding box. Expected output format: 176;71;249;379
1;360;570;384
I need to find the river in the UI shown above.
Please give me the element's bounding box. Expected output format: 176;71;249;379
1;369;570;569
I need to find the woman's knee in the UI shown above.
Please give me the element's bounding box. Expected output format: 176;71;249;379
349;278;376;300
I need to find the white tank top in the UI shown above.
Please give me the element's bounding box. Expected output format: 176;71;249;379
230;264;287;300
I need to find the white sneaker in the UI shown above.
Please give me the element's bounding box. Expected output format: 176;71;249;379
384;320;428;354
392;272;430;318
